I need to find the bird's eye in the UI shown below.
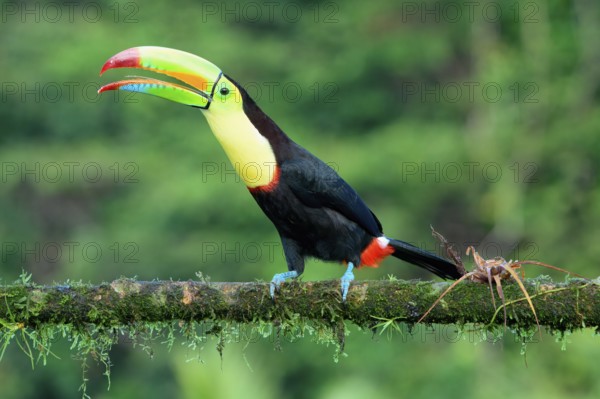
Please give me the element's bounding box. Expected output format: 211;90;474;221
220;87;230;96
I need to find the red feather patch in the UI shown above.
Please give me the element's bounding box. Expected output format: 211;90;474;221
248;166;281;193
360;238;394;268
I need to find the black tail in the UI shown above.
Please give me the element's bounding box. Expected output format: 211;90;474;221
389;238;462;280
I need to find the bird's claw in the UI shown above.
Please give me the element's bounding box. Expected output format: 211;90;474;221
340;262;355;302
269;271;298;299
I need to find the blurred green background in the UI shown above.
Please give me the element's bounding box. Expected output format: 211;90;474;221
1;0;599;397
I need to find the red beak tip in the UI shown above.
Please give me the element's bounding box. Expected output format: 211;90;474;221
99;48;142;75
99;63;110;76
98;83;119;93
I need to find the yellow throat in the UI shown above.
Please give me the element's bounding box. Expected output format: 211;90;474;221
204;105;277;188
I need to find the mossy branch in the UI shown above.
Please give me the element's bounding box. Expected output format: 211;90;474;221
1;277;598;332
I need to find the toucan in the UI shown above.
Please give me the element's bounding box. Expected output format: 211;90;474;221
99;46;461;301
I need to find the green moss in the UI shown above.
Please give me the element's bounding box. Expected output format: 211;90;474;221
0;275;598;394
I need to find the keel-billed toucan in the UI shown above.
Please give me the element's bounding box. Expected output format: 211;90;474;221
99;46;461;300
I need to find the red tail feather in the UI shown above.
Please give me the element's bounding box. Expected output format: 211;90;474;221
360;238;394;267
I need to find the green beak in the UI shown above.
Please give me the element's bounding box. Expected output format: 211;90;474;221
99;46;222;109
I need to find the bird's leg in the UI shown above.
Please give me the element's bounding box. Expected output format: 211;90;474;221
340;262;355;302
270;270;299;299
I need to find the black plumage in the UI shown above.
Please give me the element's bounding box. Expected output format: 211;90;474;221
236;80;461;280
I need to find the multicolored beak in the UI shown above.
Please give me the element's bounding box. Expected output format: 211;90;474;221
99;46;223;109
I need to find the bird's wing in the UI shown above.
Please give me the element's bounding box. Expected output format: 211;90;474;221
281;156;383;237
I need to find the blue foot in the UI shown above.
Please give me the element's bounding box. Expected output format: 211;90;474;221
340;262;355;302
270;271;298;299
